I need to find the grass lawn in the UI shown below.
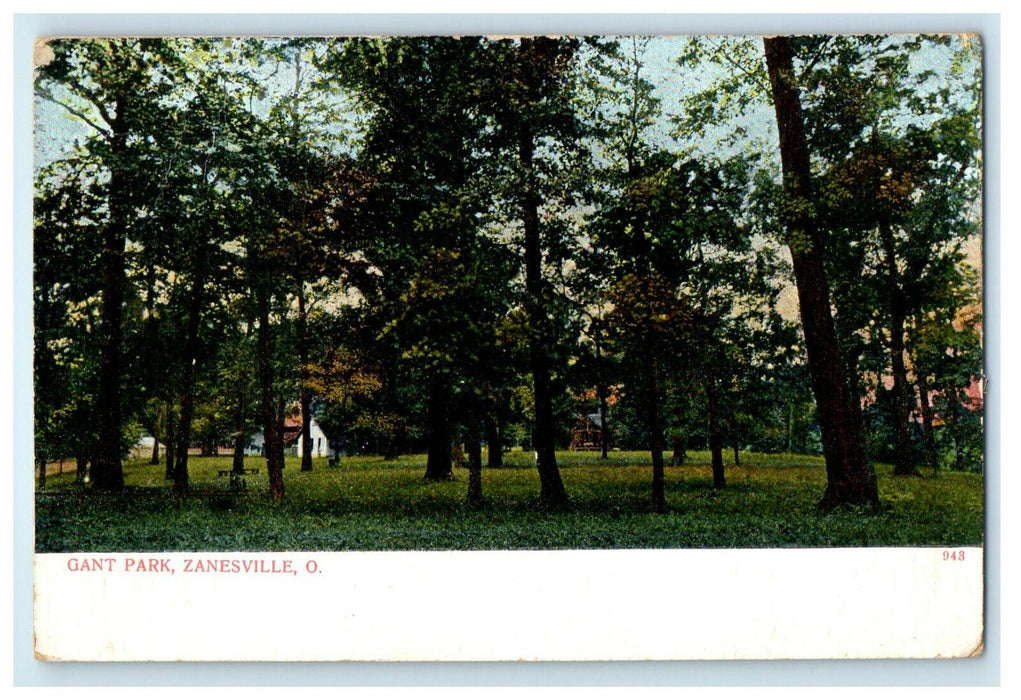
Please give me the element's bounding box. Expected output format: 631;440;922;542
34;450;984;552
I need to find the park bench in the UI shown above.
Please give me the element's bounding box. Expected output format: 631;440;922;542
216;468;260;477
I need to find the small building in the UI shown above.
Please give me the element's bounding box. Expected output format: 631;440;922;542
297;419;330;458
245;417;331;458
130;434;157;459
570;413;610;451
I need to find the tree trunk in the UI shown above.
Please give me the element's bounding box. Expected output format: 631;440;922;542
947;384;965;471
37;457;46;489
164;404;177;481
276;395;287;471
705;373;726;489
599;384;610;460
232;379;247;472
485;414;504;468
672;436;686;466
229;381;246;490
763;36;878;509
518;81;567;507
381;346;401;461
643;333;667;510
172;265;207;498
880;221;918;476
257;286;285;499
144;264;161;469
75;454;88;483
228;434;245;493
917;375;939;471
424;377;453;480
594;327;611;460
733;442;741;467
91;120;131;492
467;398;484;508
297;286;314;472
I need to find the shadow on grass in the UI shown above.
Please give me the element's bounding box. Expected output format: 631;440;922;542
34;455;984;551
669;477;755;495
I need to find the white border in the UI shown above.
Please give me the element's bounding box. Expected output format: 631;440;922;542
34;548;984;662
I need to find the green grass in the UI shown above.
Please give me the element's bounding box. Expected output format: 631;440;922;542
34;450;984;552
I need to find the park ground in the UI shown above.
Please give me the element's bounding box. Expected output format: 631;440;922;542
34;450;984;552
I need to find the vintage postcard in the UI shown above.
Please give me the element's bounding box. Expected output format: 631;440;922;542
30;31;985;662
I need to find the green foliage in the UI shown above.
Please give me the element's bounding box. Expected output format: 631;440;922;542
33;35;983;511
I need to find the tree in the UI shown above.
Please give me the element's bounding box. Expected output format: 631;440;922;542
36;38;188;491
33;156;107;485
807;35;982;476
908;265;983;473
478;36;591;506
323;36;500;477
157;45;271;496
762;36;879;509
579;37;672;504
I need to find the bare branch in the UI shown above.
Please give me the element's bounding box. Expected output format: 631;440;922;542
36;87;112;140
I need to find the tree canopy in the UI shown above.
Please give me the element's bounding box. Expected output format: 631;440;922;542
34;34;983;510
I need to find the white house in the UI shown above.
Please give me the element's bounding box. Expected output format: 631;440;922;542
297;419;330;458
131;434;157;459
245;417;331;458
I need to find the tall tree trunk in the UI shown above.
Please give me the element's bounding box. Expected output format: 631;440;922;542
381;345;401;461
232;381;247;471
626;135;667;506
228;436;246;493
37;457;46;489
91;119;131;492
672;436;686;466
518;85;567;507
946;383;965;471
763;36;878;509
641;326;667;509
164;403;177;480
424;377;453;480
485;412;504;468
75;454;88;483
144;264;161;469
593;327;610;460
171;266;207;498
230;380;247;490
705;372;726;489
917;375;939;472
257;286;285;499
598;385;610;460
880;221;918;476
467;397;484;508
276;395;287;471
297;286;314;472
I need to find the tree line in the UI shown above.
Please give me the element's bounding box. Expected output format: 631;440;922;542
33;35;983;509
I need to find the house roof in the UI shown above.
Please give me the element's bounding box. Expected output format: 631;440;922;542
574;413;603;429
251;416;326;445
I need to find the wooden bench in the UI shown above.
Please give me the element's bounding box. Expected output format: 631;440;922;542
217;468;261;477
